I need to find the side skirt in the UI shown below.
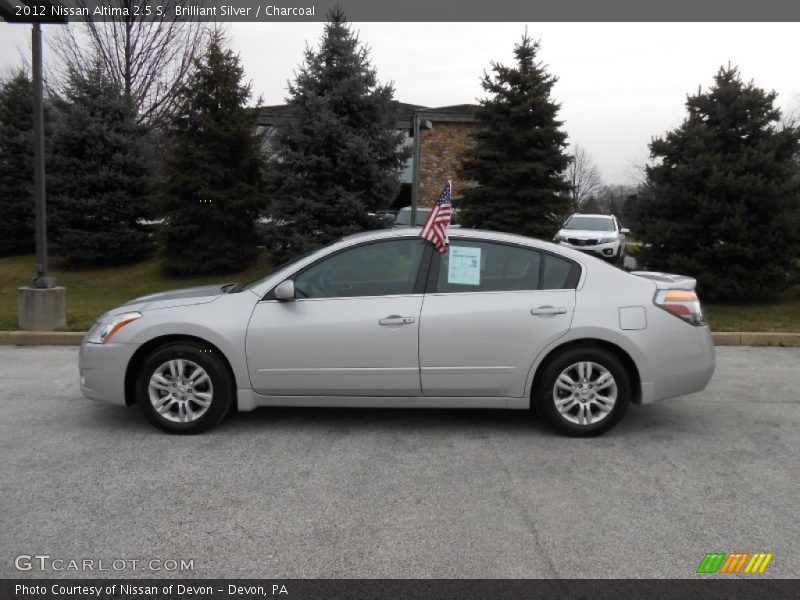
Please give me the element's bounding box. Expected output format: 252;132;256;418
236;389;529;411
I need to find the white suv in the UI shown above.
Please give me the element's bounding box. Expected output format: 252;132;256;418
554;214;629;263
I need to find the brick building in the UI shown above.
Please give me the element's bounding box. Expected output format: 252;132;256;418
256;101;479;210
412;105;479;207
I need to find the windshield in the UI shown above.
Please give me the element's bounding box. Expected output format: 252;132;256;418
394;208;431;226
235;247;321;292
564;216;615;232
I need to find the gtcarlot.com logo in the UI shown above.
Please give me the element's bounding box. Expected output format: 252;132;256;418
696;552;773;574
14;554;194;572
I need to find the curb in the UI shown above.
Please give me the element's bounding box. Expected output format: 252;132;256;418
0;331;85;346
1;331;799;347
711;332;800;347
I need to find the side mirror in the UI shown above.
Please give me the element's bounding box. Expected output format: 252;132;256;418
274;280;296;301
620;228;630;235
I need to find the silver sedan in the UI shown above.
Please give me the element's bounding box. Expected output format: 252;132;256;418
79;228;715;436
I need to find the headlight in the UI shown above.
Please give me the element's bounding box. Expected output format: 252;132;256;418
86;312;142;344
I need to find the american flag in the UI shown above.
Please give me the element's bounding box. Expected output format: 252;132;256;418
419;180;452;253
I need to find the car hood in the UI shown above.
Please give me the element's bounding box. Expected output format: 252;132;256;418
559;229;617;239
108;284;229;315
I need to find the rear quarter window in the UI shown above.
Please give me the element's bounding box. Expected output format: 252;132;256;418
542;254;576;289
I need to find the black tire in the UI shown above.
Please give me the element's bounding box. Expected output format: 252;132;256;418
535;346;631;437
136;342;233;434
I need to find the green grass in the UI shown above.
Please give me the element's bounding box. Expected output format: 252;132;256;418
704;285;800;332
1;253;798;332
0;253;272;332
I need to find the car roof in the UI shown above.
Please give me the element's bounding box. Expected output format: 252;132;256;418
569;214;614;219
343;227;551;247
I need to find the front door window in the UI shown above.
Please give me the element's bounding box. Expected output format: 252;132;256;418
295;238;425;299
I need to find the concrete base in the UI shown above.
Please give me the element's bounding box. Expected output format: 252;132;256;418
18;286;67;331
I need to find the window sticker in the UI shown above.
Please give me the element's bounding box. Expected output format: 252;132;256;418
447;246;482;285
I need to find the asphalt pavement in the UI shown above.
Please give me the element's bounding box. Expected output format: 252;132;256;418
1;346;798;578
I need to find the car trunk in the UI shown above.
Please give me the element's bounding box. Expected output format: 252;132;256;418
630;271;697;290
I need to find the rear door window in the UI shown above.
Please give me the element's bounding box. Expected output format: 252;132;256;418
434;241;541;293
432;241;579;293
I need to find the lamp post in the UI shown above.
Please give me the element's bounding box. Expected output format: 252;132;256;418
410;112;432;227
30;22;55;289
15;15;66;331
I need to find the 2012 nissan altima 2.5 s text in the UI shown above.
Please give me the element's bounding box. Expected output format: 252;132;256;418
79;228;715;436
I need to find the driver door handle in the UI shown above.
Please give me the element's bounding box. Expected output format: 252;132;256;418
379;315;416;326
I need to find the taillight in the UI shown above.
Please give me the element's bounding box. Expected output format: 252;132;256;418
654;289;706;326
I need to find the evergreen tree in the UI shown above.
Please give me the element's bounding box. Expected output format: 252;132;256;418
160;31;265;276
268;8;409;260
459;33;572;239
0;72;35;256
642;66;800;301
48;64;152;266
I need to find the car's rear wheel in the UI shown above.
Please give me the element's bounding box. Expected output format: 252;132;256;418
136;342;233;434
535;346;630;436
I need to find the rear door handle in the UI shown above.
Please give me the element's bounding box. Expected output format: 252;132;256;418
379;315;416;326
531;306;567;316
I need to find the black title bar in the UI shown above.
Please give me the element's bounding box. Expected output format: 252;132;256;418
4;579;800;600
2;0;800;23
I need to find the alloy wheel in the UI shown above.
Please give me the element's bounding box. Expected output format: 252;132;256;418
552;361;617;426
148;359;213;423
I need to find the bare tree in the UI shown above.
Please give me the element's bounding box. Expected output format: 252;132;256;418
595;184;637;215
51;1;207;127
619;147;658;188
783;93;800;182
780;92;800;128
566;144;603;210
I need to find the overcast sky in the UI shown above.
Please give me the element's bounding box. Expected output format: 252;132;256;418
2;21;799;184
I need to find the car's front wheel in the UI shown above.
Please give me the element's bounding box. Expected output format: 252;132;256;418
136;342;233;434
535;346;631;436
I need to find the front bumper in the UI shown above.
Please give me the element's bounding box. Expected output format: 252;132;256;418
79;340;139;406
558;239;621;258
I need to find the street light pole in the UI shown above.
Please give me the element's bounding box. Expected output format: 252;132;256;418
31;22;55;289
409;113;433;227
16;10;66;331
411;112;420;227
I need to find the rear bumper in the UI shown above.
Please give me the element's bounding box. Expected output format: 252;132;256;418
640;325;715;404
79;341;138;406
